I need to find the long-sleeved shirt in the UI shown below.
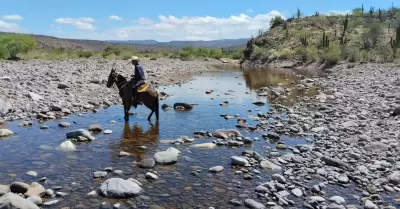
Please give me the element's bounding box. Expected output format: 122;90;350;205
133;64;146;88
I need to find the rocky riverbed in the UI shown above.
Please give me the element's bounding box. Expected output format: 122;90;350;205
1;62;400;209
0;58;219;121
229;62;400;209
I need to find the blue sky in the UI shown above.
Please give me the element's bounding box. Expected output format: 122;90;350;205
0;0;397;41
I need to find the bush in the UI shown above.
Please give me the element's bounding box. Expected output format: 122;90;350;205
0;34;36;59
320;42;341;65
0;46;7;59
278;48;292;60
77;50;93;58
270;16;285;29
294;46;318;62
341;45;360;62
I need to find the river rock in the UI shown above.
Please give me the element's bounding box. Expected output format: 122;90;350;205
88;124;102;132
244;199;266;209
190;143;216;149
209;166;224;173
272;174;286;183
145;172;159;180
173;102;193;111
26;182;45;197
0;192;40;209
0;129;13;137
231;156;249;166
66;129;95;141
138;158;155;168
364;200;378;209
154;150;179;165
0;185;10;197
100;178;142;198
10;182;30;194
27;196;42;205
260;160;281;171
58;141;76;151
388;171;400;185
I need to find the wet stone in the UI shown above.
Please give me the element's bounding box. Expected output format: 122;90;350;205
139;158;155;168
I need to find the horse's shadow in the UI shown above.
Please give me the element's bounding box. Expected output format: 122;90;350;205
119;121;160;160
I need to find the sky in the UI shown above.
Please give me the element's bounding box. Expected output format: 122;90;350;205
0;0;397;41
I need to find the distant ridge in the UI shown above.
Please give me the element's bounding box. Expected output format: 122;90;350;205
106;38;250;48
0;31;249;51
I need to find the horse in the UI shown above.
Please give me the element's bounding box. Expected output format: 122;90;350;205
106;67;159;122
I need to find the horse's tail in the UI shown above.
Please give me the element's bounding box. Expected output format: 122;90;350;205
155;94;160;120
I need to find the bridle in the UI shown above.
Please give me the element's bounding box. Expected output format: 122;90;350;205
110;70;129;91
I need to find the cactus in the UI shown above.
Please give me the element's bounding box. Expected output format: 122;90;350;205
320;31;330;49
340;14;349;45
362;4;364;13
369;7;375;18
315;11;319;16
378;8;382;22
300;36;308;46
297;7;301;19
390;27;400;58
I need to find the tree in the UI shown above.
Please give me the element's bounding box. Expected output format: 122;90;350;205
270;16;285;29
0;34;36;60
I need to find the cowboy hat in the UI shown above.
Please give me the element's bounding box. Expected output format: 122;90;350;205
128;56;139;61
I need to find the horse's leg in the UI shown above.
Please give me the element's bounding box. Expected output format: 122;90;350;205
147;109;154;121
124;106;128;121
155;96;159;121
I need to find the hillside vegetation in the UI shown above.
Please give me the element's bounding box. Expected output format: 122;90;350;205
0;33;244;61
242;5;400;67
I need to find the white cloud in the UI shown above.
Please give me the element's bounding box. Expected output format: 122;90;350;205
136;17;154;25
109;15;123;21
54;17;96;31
246;9;254;13
110;11;284;41
0;20;21;32
1;15;24;21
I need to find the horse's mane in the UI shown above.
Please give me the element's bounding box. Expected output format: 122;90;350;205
117;73;127;82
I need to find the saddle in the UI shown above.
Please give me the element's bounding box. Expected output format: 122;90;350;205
136;82;149;93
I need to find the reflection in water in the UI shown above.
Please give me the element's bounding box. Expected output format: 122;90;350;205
242;67;324;106
119;121;160;160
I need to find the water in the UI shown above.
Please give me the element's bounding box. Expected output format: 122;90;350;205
0;66;332;208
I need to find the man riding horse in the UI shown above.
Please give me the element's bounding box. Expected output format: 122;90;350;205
129;56;146;108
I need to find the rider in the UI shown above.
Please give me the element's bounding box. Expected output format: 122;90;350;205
129;56;146;108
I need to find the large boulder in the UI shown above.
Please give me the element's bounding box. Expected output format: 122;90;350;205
66;129;95;141
173;103;193;111
0;185;10;197
0;129;13;137
0;192;40;209
99;178;142;198
0;99;12;116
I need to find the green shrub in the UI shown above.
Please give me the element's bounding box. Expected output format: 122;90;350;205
295;46;318;62
0;34;36;59
341;45;360;62
77;50;93;58
320;42;341;65
278;48;292;60
0;46;7;59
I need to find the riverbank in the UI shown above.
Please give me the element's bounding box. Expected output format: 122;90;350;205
0;58;221;121
261;61;400;208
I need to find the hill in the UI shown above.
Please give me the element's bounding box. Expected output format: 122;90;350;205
241;6;400;68
0;32;248;52
106;38;249;49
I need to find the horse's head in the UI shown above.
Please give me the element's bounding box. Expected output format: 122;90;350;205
106;68;117;88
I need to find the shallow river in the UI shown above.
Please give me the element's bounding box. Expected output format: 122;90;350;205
0;66;369;209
